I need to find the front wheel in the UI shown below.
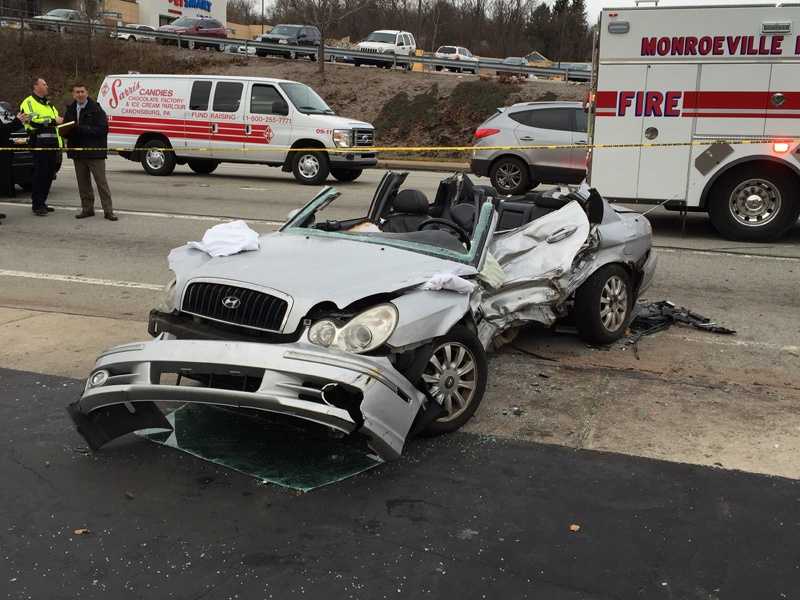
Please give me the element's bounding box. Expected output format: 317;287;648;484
141;140;176;176
708;164;799;241
574;264;632;345
292;150;329;185
330;168;362;182
187;159;220;175
419;325;488;436
490;156;530;195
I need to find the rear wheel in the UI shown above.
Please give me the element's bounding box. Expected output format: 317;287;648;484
187;159;220;175
331;168;362;182
708;164;799;241
420;325;488;436
141;139;176;176
490;156;530;195
292;150;329;185
574;264;632;345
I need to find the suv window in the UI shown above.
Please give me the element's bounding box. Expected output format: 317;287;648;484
212;82;243;112
407;34;415;47
574;108;587;132
397;34;405;47
189;80;212;110
439;46;456;54
250;85;284;114
511;108;572;132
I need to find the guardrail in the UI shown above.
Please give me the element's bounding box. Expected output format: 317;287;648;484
0;15;591;82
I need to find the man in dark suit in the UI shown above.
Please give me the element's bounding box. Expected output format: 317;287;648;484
63;83;117;221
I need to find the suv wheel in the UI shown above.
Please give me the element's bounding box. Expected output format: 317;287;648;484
490;156;530;195
292;150;329;185
141;140;176;176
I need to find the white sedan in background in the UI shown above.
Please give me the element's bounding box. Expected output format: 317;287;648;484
113;23;156;42
433;46;479;74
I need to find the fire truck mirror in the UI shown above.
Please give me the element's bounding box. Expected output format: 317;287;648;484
644;127;659;141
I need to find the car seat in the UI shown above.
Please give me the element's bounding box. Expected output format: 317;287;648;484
381;189;430;233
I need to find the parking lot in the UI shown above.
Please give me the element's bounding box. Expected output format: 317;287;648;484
1;159;799;598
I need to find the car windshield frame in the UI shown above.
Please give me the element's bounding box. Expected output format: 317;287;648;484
365;32;396;44
271;25;301;36
278;82;334;115
280;187;496;267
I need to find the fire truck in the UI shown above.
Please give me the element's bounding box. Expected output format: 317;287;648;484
587;3;800;241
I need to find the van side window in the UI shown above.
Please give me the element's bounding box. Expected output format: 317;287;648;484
250;85;284;115
189;81;212;111
574;108;588;133
213;82;243;112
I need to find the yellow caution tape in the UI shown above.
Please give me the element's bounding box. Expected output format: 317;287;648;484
0;139;784;153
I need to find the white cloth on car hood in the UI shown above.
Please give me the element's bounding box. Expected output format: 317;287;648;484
420;264;477;294
187;220;260;257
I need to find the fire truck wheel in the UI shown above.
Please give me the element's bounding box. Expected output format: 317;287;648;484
574;264;632;345
292;150;329;185
490;156;531;195
141;140;176;176
709;164;800;241
187;159;220;175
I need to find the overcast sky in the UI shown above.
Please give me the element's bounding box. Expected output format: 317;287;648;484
582;0;776;21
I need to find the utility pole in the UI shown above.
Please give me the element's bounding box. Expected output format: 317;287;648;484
261;0;265;34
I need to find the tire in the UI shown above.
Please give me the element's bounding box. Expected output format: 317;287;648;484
309;52;317;62
708;163;800;241
255;50;266;57
435;66;442;72
489;156;530;195
330;168;362;182
574;264;632;345
419;325;488;436
140;139;176;176
187;159;220;175
292;150;329;185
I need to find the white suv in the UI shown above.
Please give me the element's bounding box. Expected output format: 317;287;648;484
354;30;416;69
434;46;479;74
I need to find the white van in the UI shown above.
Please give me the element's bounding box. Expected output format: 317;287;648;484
98;74;376;184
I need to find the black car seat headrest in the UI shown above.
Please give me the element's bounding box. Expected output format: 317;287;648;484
393;189;429;214
451;203;477;233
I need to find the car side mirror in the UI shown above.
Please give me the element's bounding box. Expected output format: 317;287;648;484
273;100;289;116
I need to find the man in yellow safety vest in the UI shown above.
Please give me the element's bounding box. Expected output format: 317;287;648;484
19;77;63;216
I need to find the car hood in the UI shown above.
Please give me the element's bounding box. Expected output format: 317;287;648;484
262;33;291;41
302;113;372;129
169;231;471;332
357;42;394;50
158;25;186;32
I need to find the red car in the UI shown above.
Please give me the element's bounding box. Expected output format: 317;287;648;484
157;16;227;50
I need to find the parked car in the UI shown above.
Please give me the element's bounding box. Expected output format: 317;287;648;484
100;73;376;184
112;23;156;42
354;30;416;69
496;56;531;79
433;46;479;74
0;101;61;192
471;101;588;195
31;8;87;32
255;24;321;60
67;171;655;462
224;42;257;55
157;16;227;50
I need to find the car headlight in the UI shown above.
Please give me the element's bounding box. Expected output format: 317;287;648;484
308;304;398;354
332;129;352;148
154;276;177;313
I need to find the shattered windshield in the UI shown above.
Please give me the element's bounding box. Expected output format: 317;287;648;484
281;187;495;266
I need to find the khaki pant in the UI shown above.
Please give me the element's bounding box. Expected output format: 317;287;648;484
73;158;113;214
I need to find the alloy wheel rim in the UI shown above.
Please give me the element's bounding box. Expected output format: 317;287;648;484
600;275;628;332
298;154;320;179
729;178;782;227
496;163;522;190
421;342;477;422
146;149;165;170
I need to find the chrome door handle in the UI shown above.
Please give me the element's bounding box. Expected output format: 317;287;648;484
210;123;218;134
519;136;536;141
244;124;252;135
575;140;588;145
546;225;578;244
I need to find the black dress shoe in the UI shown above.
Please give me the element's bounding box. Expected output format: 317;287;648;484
33;209;48;216
104;213;119;222
45;206;54;212
75;211;95;219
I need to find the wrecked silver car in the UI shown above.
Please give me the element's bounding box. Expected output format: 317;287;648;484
68;173;656;461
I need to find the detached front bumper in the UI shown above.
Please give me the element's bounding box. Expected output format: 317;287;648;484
68;337;425;461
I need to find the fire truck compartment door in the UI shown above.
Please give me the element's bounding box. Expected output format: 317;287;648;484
589;64;647;199
694;63;771;137
765;64;800;138
637;64;699;201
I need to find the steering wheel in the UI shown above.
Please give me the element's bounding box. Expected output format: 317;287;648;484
417;218;471;250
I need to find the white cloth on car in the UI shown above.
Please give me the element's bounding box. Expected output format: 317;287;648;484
187;220;260;257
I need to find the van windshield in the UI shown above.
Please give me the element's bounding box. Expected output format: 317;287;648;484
365;32;396;43
279;82;334;115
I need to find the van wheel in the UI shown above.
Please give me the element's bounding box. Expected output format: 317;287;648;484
292;150;329;185
490;156;530;195
141;140;176;176
187;159;220;175
418;325;488;436
331;168;362;182
574;264;632;345
708;164;800;241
